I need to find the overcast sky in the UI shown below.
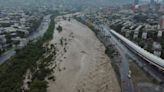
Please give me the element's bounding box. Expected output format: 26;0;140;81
0;0;133;7
0;0;163;9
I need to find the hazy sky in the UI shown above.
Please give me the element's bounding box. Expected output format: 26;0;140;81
1;0;163;9
0;0;133;6
0;0;163;5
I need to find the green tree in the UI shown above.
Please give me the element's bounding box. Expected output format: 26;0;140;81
57;25;62;33
28;80;48;92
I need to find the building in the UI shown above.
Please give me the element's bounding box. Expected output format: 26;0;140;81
150;0;155;5
160;15;164;30
133;0;140;12
157;31;162;38
142;32;147;39
153;42;162;57
134;0;139;5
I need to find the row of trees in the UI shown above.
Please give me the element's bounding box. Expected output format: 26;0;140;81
75;17;99;34
0;13;58;92
28;17;43;33
27;15;57;92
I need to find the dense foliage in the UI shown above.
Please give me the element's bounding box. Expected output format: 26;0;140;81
28;17;43;33
56;25;62;33
0;13;57;92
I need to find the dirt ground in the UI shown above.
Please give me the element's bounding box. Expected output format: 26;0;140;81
47;16;120;92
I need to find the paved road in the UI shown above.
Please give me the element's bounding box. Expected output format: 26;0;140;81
101;26;134;92
103;26;164;83
28;15;51;41
0;49;16;64
0;15;51;63
101;24;164;83
94;24;134;92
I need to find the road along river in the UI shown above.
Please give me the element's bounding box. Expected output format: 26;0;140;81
0;15;51;64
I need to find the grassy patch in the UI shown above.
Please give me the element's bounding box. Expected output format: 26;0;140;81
129;61;152;85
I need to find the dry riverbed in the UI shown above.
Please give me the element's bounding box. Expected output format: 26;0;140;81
47;16;120;92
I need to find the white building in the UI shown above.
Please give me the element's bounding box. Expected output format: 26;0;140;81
157;31;163;38
142;32;147;39
133;25;142;39
160;15;164;30
153;42;162;57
